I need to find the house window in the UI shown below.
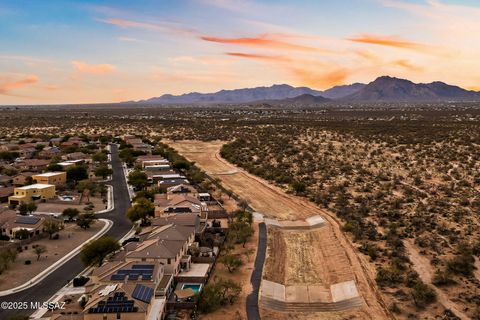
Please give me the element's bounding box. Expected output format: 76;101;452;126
167;258;171;264
116;313;121;319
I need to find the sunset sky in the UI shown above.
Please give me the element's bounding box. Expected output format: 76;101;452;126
1;0;479;104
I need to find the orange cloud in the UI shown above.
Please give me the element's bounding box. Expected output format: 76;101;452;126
0;74;38;95
392;59;423;72
226;52;288;62
225;51;348;88
201;34;324;52
72;61;116;74
290;67;348;88
348;34;435;53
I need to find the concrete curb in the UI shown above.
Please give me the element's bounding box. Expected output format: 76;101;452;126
96;185;114;214
0;218;113;297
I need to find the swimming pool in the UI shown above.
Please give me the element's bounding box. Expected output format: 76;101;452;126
181;283;202;293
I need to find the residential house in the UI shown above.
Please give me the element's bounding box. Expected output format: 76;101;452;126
124;224;195;275
0;186;14;202
0;214;45;239
63;152;88;161
154;194;207;217
0;174;12;186
8;184;56;205
32;171;67;186
166;184;198;198
155;175;189;191
14;159;50;172
12;172;35;186
17;147;36;159
39;146;61;158
0;144;19;151
136;156;169;169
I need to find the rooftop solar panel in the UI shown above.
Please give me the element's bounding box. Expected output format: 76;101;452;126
110;274;126;281
132;284;154;303
15;215;41;225
142;274;152;280
132;264;155;270
128;274;139;280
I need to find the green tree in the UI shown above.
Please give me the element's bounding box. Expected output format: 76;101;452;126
47;163;63;172
126;197;154;224
33;245;47;261
43;220;61;239
198;278;241;314
77;179;98;195
172;159;191;170
127;170;148;190
26;202;37;213
76;213;96;229
119;148;135;165
62;208;80;221
94;165;113;179
80;236;120;266
15;228;30;240
230;221;254;247
66;165;88;182
18;203;29;215
92;151;108;163
219;254;243;273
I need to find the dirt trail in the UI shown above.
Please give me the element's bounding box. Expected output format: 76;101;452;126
404;240;469;320
167;140;392;319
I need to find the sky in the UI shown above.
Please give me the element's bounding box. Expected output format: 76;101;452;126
0;0;480;105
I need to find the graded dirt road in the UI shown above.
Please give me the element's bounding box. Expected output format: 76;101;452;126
168;140;391;319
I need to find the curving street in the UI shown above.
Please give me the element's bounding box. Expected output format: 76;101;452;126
0;144;132;319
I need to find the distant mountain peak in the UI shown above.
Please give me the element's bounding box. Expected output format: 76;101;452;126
129;76;480;105
342;76;480;102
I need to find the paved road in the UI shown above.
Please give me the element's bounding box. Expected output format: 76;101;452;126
0;144;132;319
246;222;266;320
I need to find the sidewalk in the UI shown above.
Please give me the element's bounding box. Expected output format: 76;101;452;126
0;218;113;297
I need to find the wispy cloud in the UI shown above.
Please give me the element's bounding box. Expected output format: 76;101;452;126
197;0;286;14
347;34;435;53
117;36;144;43
72;61;116;74
392;59;423;72
226;52;288;62
0;74;38;96
98;18;200;37
201;34;327;52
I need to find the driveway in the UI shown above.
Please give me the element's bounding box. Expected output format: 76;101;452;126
246;222;266;320
0;144;132;318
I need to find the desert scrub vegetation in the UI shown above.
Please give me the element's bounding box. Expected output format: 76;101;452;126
220;120;480;319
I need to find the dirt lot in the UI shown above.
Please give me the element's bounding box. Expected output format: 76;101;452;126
264;227;354;287
37;196;106;214
168;140;391;319
0;220;105;291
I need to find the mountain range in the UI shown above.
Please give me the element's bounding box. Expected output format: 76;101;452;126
132;76;480;104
